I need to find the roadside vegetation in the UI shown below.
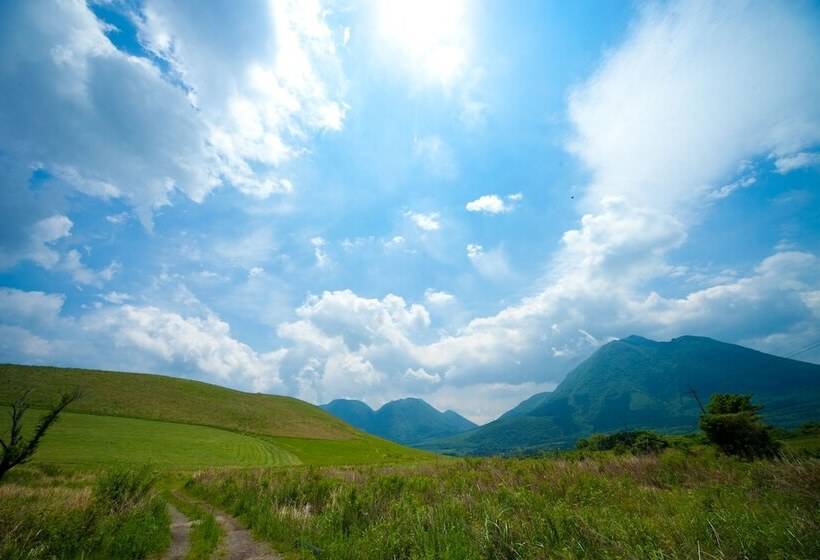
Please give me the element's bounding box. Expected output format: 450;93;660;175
0;466;168;560
186;448;819;559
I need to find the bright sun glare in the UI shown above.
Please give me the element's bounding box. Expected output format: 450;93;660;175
376;0;469;86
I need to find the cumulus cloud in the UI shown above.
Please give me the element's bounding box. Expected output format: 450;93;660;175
404;367;441;384
465;193;522;214
0;286;286;392
405;211;441;232
424;289;455;305
60;250;121;287
85;305;286;391
0;288;65;327
0;214;119;285
0;0;345;234
0;215;72;270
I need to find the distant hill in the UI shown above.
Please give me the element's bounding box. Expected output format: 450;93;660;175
0;364;431;467
423;335;820;455
321;397;477;445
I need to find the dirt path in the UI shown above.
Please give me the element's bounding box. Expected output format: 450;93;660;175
163;504;192;560
212;509;282;560
172;491;281;560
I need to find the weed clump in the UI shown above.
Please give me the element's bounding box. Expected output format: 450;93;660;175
0;466;168;560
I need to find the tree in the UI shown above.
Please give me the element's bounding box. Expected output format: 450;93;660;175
699;393;780;459
0;389;81;482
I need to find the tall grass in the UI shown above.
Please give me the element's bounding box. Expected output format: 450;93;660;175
187;450;820;559
0;466;169;560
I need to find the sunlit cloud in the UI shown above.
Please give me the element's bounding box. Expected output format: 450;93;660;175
375;0;470;87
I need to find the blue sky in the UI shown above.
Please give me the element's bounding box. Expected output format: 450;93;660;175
1;0;819;422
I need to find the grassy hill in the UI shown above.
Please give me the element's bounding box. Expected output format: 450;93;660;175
425;335;820;455
321;397;477;445
0;364;355;439
0;364;431;468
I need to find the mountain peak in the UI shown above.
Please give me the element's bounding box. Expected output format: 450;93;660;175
620;334;657;345
321;396;476;446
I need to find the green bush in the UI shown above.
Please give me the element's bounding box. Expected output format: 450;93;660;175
700;394;781;459
576;430;670;455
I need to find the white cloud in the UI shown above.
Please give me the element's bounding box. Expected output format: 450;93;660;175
424;289;455;305
413;135;457;179
100;291;132;305
568;0;820;216
406;211;441;232
85;305;286;392
310;236;330;268
404;367;441;384
0;215;72;270
465;193;522;214
0;325;53;359
105;212;130;225
775;152;820;174
375;0;470;88
466;195;505;214
60;250;120;287
0;287;64;327
708;175;757;201
426;381;558;424
466;244;511;280
383;236;406;250
0;0;345;231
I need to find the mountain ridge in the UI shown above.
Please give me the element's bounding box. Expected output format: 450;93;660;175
321;396;477;445
422;335;820;455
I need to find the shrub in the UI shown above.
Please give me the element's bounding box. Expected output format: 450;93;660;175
699;394;780;459
576;430;669;455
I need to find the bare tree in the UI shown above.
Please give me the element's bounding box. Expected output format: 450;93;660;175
0;389;81;482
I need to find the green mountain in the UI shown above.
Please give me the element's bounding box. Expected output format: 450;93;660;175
423;335;820;455
321;397;477;445
0;364;430;467
498;391;552;419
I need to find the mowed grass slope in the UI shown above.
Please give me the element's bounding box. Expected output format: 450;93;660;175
0;363;353;439
0;364;431;468
1;407;301;468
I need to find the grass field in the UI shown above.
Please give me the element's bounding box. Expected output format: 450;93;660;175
0;364;431;469
2;407;301;468
187;450;820;560
2;406;431;469
0;363;356;439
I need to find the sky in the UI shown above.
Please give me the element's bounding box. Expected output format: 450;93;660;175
1;0;819;424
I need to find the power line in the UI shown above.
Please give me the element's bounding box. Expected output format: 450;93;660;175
784;339;820;359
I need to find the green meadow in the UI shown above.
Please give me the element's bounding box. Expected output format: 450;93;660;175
187;449;820;560
0;364;430;470
1;406;301;468
1;364;818;560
